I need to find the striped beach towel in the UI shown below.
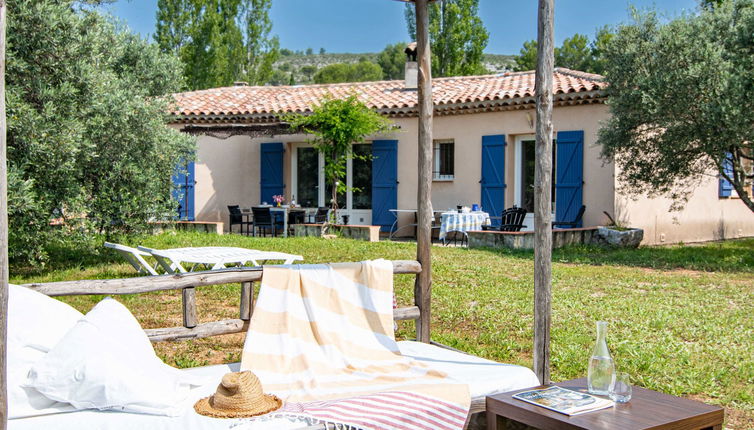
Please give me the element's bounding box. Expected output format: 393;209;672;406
239;260;470;430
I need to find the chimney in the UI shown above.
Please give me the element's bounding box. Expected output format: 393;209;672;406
233;81;249;87
404;42;418;90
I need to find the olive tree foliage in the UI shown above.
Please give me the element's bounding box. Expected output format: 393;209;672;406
286;96;392;228
598;2;754;212
155;0;279;89
7;0;195;263
405;0;489;77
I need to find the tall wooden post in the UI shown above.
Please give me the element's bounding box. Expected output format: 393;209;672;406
534;0;554;385
414;0;433;343
0;2;8;427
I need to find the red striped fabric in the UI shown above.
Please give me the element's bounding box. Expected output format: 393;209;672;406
280;391;467;430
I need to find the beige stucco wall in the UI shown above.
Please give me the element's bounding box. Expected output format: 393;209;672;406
192;134;309;228
387;103;615;230
187;103;616;233
617;174;754;245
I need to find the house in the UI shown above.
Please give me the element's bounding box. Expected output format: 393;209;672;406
168;68;754;245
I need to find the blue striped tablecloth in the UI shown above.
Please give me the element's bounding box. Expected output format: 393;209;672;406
439;211;490;240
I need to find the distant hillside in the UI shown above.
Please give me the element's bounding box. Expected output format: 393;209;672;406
269;51;516;85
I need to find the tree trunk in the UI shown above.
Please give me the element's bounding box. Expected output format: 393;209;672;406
0;2;8;427
533;0;554;386
414;0;433;344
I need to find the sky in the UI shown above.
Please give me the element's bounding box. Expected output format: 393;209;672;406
104;0;700;54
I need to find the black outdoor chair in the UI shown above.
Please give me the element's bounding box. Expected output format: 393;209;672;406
311;207;330;224
553;205;586;229
288;210;306;235
482;206;528;232
228;205;252;235
251;206;283;237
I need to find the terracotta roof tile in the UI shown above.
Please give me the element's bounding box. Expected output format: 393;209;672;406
169;68;605;122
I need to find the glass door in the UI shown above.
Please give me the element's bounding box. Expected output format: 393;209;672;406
515;136;556;230
295;146;319;208
290;143;373;225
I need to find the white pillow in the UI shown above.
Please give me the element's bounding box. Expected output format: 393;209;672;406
8;284;81;418
27;297;201;416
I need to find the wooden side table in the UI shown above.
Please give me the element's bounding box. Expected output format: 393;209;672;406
486;378;724;430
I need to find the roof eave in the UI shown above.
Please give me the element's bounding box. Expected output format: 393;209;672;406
169;90;607;125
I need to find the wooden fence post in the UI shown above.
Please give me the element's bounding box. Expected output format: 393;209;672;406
534;0;554;385
182;287;198;329
240;281;253;321
0;2;9;428
414;0;433;344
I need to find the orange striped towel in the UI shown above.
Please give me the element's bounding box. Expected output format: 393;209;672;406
240;260;470;429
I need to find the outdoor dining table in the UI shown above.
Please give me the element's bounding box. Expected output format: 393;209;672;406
138;246;304;273
243;206;309;238
439;211;491;242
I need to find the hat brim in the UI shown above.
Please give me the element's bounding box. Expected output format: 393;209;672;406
194;393;283;419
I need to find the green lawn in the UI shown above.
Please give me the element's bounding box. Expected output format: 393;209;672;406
11;234;754;428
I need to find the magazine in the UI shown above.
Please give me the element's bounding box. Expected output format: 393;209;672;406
513;386;614;416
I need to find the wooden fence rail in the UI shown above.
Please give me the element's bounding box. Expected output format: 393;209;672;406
21;260;424;343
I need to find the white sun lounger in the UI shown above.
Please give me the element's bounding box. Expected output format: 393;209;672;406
104;242;161;276
137;246;304;274
8;341;538;430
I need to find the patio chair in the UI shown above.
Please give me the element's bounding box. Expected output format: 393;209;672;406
103;242;160;276
553;205;586;229
227;205;252;235
482;206;528;232
288;209;306;235
251;206;283;237
311;207;330;224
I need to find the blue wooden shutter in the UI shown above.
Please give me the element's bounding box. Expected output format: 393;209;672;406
719;152;733;198
372;140;398;232
481;135;506;227
172;161;195;221
260;143;285;204
555;130;584;226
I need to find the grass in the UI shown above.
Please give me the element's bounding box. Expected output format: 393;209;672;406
11;234;754;429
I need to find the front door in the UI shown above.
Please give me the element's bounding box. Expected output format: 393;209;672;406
291;143;373;225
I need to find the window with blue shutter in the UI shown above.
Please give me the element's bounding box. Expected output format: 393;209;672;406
172;161;195;221
260;143;285;204
555;130;584;227
719;152;734;198
372;140;398;232
481;135;506;226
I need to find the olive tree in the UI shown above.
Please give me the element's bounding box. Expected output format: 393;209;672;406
598;2;754;212
8;0;195;263
287;95;392;229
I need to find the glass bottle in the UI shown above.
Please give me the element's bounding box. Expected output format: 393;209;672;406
587;321;615;396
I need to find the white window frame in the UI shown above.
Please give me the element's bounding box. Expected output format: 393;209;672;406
513;135;535;208
433;139;455;181
514;134;556;223
290;143;373;224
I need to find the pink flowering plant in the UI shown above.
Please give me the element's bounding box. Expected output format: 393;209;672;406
272;195;285;205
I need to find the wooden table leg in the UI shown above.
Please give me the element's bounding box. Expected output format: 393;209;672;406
486;411;499;430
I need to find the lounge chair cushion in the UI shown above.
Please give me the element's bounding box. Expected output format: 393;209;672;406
10;342;541;429
27;298;203;416
8;284;82;419
397;341;540;398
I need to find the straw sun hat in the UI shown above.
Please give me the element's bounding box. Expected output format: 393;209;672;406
195;371;282;418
